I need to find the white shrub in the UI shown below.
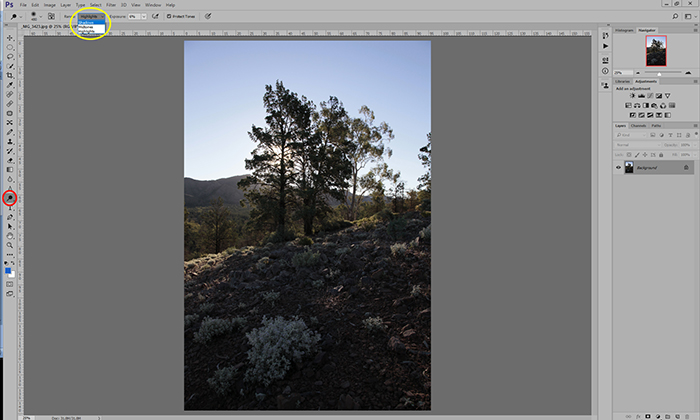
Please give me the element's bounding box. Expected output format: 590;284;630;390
194;316;233;344
208;366;238;396
244;315;321;386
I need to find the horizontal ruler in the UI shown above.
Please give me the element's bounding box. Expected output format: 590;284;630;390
22;29;595;36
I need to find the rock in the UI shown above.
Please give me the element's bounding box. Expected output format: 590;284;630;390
371;268;384;280
388;336;406;353
313;351;328;364
402;329;417;338
418;308;431;319
230;270;256;283
283;386;291;395
322;363;335;373
337;394;361;410
242;280;264;290
277;393;302;410
303;368;315;378
314;381;323;386
392;297;410;307
270;249;287;259
341;380;351;389
359;276;373;287
320;335;335;350
341;276;357;286
268;262;281;276
318;252;328;264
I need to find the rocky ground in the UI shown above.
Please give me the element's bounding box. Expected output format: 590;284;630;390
647;49;666;66
184;214;431;411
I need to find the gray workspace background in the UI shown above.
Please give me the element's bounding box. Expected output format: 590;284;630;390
24;36;591;415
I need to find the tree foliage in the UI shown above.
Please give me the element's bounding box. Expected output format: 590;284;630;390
239;82;355;237
202;197;234;254
294;96;353;235
238;81;312;235
417;132;431;192
344;106;394;220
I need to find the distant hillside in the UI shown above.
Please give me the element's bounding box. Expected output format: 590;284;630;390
184;175;250;208
185;174;376;209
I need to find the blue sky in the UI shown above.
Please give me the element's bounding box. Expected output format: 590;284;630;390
646;36;665;47
184;40;431;191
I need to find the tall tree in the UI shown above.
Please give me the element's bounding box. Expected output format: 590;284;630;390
406;189;420;212
184;206;192;258
344;106;394;221
238;81;312;235
392;181;405;213
294;96;352;235
417;132;431;192
202;197;233;254
356;162;399;217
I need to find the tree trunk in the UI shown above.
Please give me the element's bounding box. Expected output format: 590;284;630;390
278;147;286;234
349;172;358;221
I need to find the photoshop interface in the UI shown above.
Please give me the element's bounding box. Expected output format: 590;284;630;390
0;1;698;419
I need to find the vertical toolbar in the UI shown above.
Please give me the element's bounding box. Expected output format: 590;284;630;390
3;24;24;416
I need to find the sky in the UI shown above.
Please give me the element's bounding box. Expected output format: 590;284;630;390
184;40;431;191
646;36;665;47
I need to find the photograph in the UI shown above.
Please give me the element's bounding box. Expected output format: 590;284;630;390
646;35;667;67
183;40;432;411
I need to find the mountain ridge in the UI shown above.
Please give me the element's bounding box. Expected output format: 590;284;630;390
184;175;250;208
185;174;376;209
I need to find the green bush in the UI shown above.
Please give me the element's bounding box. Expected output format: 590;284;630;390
298;236;314;246
194;317;233;344
185;314;199;329
208;366;238;396
387;217;407;240
230;316;247;329
244;316;321;386
292;247;321;267
199;302;215;314
375;208;395;222
417;198;431;212
355;217;377;232
335;247;351;256
256;256;271;270
419;225;431;242
262;229;297;245
262;291;280;306
362;316;387;334
390;242;407;257
319;218;353;233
